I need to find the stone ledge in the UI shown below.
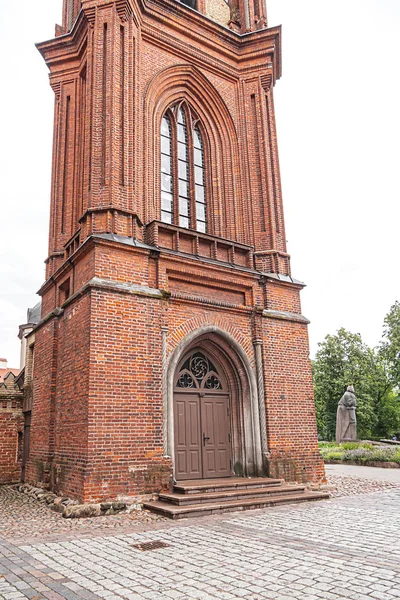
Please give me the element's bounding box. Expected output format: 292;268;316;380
262;309;310;324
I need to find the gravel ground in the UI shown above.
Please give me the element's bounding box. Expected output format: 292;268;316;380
327;473;400;497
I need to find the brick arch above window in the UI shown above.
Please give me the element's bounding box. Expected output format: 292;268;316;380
160;101;207;233
143;65;245;244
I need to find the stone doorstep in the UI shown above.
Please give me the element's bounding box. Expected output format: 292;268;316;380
144;491;330;519
159;484;308;505
144;477;330;520
173;476;284;494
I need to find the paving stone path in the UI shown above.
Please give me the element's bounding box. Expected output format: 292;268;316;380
1;476;400;599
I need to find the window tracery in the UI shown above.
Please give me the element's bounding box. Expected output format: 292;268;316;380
176;352;223;390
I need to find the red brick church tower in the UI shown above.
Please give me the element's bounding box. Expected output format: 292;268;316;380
28;0;325;501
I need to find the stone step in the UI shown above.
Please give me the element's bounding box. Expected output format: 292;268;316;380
173;477;283;495
160;484;307;505
143;491;330;520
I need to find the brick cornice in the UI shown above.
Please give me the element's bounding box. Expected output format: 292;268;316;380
38;0;281;80
141;13;281;81
36;10;88;68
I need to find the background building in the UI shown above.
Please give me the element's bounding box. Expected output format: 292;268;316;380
0;360;22;484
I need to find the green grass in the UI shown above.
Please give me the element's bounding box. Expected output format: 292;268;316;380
318;441;400;464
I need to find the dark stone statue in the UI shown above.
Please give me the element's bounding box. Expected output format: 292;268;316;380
336;386;357;443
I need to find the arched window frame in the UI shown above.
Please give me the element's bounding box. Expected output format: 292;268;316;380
160;101;208;233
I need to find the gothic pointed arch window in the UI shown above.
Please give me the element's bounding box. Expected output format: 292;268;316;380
160;102;207;232
175;351;225;391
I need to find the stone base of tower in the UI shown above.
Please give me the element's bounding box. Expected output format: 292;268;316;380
25;235;325;503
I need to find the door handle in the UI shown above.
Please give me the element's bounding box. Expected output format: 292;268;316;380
203;433;210;446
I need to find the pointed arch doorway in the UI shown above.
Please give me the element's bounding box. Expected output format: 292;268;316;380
174;349;232;480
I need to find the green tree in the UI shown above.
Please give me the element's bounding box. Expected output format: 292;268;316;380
380;301;400;390
313;328;391;440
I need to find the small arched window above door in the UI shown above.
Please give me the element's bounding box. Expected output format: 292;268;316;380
161;102;207;233
175;351;225;390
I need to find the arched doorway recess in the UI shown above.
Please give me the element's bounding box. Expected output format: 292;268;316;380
166;328;263;480
174;349;231;480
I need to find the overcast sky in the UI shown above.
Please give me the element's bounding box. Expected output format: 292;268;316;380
0;0;399;368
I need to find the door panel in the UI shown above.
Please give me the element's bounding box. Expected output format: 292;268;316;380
201;395;231;479
174;395;202;480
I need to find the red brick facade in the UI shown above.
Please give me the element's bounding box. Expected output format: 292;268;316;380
0;374;24;484
26;0;325;502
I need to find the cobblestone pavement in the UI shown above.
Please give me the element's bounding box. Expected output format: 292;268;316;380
1;481;400;599
1;474;400;543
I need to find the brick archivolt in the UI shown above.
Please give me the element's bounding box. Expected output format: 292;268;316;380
166;313;254;367
143;64;243;243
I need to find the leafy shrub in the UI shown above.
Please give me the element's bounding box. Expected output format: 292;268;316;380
323;451;344;461
341;442;369;451
318;442;337;449
318;442;400;463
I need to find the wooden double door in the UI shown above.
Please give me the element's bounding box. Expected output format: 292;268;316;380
173;351;232;481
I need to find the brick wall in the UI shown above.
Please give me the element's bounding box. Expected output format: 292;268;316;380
0;374;23;484
29;239;325;501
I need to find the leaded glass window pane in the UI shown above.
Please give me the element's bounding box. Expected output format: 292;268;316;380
161;115;173;224
178;160;188;180
195;166;204;185
178;124;186;143
161;173;172;192
178;142;187;160
161;192;173;211
177;108;185;124
161;136;171;155
161;117;170;136
161;210;172;223
196;202;205;221
180;216;189;228
179;180;189;198
180;198;189;216
193;128;202;148
180;0;197;9
195;185;204;202
193;126;206;232
161;154;171;175
194;148;203;166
